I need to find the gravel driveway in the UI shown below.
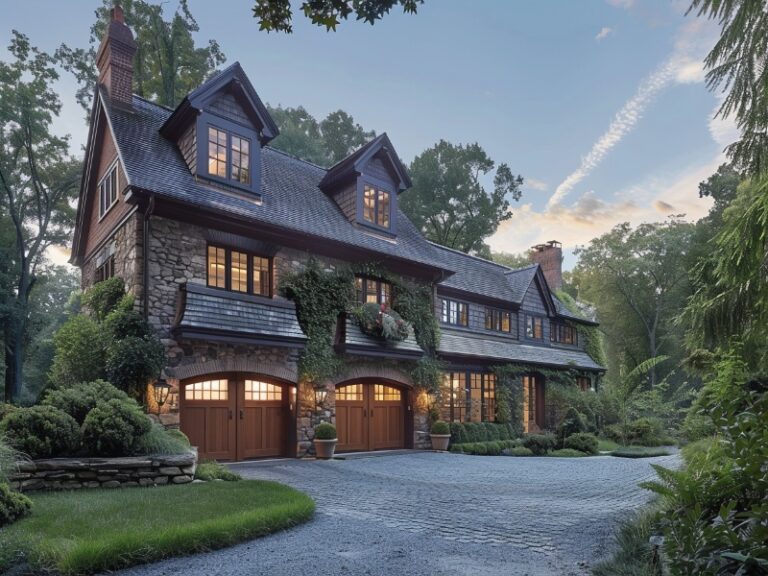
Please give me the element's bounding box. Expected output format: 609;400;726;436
115;451;678;576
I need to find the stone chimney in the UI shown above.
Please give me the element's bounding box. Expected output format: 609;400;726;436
529;240;563;292
96;5;136;108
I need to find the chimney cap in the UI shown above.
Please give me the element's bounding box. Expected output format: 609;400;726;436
111;4;125;23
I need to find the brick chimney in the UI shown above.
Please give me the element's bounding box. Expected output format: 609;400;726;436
529;240;563;291
96;5;136;108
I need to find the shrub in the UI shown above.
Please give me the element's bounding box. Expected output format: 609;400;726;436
352;302;410;341
81;399;152;456
102;295;151;340
0;432;25;483
556;407;587;444
506;446;534;457
195;460;241;482
42;380;131;424
449;443;464;453
314;422;336;440
563;432;599;455
611;446;671;458
49;315;106;387
0;483;32;527
522;433;557;455
550;448;589;458
1;405;81;459
106;335;166;401
430;420;450;435
473;443;488;455
485;442;501;456
82;276;125;321
0;403;17;422
450;422;468;444
484;422;501;440
134;424;191;455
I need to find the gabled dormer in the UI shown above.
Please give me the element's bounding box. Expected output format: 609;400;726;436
319;133;411;236
159;62;279;196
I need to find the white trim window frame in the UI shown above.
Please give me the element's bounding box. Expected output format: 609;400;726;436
98;161;119;220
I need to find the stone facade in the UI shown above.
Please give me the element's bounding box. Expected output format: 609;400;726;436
9;451;197;492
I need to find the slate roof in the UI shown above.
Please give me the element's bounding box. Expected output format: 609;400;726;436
438;329;604;371
106;94;446;272
338;317;423;358
552;295;599;325
175;283;306;345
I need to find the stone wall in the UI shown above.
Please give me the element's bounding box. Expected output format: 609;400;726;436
9;451;197;492
81;211;143;297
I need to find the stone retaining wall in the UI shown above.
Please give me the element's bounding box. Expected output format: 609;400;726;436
9;451;197;492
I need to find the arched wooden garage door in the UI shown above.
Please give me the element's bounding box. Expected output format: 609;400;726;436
180;375;294;461
335;382;407;452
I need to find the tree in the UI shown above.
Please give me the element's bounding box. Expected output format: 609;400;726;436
57;0;226;112
401;140;523;257
267;105;376;166
688;0;768;175
0;32;81;402
573;219;695;387
491;251;530;269
253;0;424;33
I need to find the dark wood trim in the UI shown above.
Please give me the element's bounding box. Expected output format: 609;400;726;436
436;285;519;310
173;327;306;348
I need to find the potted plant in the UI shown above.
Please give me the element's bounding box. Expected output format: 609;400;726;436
313;422;337;459
430;420;451;451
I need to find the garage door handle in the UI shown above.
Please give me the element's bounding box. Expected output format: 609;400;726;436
240;409;244;420
228;410;233;420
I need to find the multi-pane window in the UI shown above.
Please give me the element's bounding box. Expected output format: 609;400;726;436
207;127;227;178
207;126;252;187
98;165;118;218
525;315;544;339
577;377;591;392
522;375;536;432
245;380;282;401
440;371;496;423
485;307;511;333
374;384;401;402
441;298;469;327
95;256;115;284
362;185;391;229
231;135;250;184
355;276;391;305
206;244;271;296
336;384;363;401
185;379;228;401
551;323;577;345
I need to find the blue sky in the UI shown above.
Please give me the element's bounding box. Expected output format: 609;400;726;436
1;0;735;268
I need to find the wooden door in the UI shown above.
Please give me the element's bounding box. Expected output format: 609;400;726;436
535;377;546;430
336;383;405;452
370;384;404;450
181;378;236;461
238;379;285;459
336;384;368;452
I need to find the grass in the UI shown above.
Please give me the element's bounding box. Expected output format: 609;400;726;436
598;438;621;452
0;480;314;575
195;460;243;482
610;446;671;459
549;448;590;457
592;506;663;576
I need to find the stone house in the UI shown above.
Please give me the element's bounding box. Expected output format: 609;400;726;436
70;8;604;460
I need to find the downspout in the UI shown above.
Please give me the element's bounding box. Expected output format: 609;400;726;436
142;195;156;321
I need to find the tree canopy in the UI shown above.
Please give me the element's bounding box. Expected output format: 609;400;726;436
253;0;424;33
400;140;523;257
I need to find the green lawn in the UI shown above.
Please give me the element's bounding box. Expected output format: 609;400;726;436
0;480;314;575
597;438;621;452
610;446;672;458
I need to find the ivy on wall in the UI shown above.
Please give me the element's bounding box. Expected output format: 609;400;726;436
554;290;607;368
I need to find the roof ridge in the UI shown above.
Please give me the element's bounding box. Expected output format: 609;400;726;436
426;241;512;269
503;263;539;274
263;145;328;171
132;93;174;112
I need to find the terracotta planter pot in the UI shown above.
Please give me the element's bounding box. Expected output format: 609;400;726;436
314;438;338;459
430;434;451;451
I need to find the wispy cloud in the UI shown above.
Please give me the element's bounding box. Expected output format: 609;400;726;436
525;178;549;192
546;18;717;210
606;0;634;9
595;27;614;41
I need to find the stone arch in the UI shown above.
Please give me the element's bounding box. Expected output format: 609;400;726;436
327;365;415;388
166;358;298;384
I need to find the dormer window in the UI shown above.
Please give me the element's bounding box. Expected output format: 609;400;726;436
207;126;251;186
362;184;391;229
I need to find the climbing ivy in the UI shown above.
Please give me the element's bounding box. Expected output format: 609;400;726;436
554;290;607;367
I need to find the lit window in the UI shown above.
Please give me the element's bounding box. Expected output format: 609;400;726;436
336;384;363;401
208;127;227;178
206;244;271;296
374;384;401;402
231;135;250;184
185;379;228;401
525;316;544;339
441;298;468;327
355;276;391;305
485;308;512;333
439;371;495;423
551;323;577;345
244;380;282;401
98;165;118;218
484;374;496;421
361;184;391;229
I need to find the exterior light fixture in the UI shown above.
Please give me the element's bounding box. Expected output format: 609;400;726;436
152;377;171;414
314;387;328;407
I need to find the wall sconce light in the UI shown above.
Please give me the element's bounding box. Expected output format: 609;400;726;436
314;387;328;407
152;377;171;415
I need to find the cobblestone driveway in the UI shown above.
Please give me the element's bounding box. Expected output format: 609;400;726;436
116;451;678;576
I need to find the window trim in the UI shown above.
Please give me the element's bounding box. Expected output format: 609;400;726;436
355;176;396;233
97;161;119;221
524;314;545;340
95;255;115;284
441;371;496;423
355;276;392;305
206;243;272;297
440;298;469;327
551;322;577;346
485;307;512;333
195;113;260;195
